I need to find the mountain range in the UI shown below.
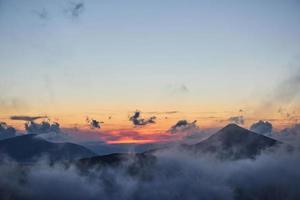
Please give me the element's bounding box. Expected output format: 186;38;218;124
0;134;95;163
0;124;280;165
78;124;280;168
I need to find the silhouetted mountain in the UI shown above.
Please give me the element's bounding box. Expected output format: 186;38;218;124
79;152;155;167
0;134;96;163
78;124;281;171
82;141;173;156
77;153;156;178
190;124;279;159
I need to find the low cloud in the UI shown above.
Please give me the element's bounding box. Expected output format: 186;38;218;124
25;121;60;134
0;144;300;200
275;124;300;144
228;116;244;125
129;111;156;126
0;122;16;140
250;120;273;136
281;124;300;137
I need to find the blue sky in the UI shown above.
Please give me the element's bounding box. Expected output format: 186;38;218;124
1;0;300;126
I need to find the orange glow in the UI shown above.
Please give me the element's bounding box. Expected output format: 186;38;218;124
2;103;300;144
107;139;158;144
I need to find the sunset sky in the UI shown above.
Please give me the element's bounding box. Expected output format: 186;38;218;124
1;0;300;143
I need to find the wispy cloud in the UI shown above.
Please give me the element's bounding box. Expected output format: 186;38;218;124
228;116;244;125
65;1;85;18
10;115;47;122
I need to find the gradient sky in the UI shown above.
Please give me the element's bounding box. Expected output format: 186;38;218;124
1;0;300;142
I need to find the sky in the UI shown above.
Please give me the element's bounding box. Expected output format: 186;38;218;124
1;0;300;143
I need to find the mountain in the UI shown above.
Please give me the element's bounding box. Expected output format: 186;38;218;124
81;141;173;156
79;152;155;167
0;134;96;163
77;152;156;177
189;124;279;159
78;124;280;170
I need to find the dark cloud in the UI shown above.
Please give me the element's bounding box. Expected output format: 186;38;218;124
10;115;47;122
66;1;84;18
0;122;16;140
86;117;103;129
129;111;156;126
228;116;244;125
250;120;273;136
25;121;60;134
168;120;198;134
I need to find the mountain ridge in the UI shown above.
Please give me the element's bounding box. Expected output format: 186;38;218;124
77;124;281;168
0;134;96;163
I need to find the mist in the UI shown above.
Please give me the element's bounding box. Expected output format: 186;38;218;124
0;143;299;200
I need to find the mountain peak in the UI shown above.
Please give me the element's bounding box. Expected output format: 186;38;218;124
220;123;245;132
223;123;242;129
193;124;279;159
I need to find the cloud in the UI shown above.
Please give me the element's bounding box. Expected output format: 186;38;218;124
281;124;300;137
248;122;300;145
0;122;16;140
32;8;48;20
178;84;189;93
145;111;179;115
275;124;300;144
129;111;156;126
256;65;300;116
86;117;103;129
250;120;273;136
183;128;217;143
273;68;300;105
25;121;60;134
65;1;84;18
10;115;48;122
167;84;190;95
0;144;300;200
168;120;198;134
228;116;244;125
